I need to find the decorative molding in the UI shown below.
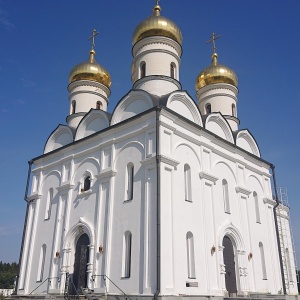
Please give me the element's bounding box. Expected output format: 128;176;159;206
140;156;156;167
159;155;180;168
263;197;276;206
57;183;74;192
96;168;117;180
27;193;42;201
199;171;219;184
235;186;252;196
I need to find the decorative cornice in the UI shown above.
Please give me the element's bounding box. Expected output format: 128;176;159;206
199;171;219;184
27;193;42;201
96;168;117;180
133;75;181;90
235;186;252;196
159;155;180;168
57;183;74;192
263;197;276;206
140;156;156;167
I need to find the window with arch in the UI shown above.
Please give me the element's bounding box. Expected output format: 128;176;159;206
184;164;192;201
232;104;236;117
72;100;76;114
222;179;230;213
286;248;293;282
170;62;176;79
37;244;46;282
186;232;196;279
44;188;53;220
253;192;260;223
206;103;212;114
96;101;102;110
259;242;267;279
125;163;134;201
140;62;146;78
82;176;91;192
122;231;132;278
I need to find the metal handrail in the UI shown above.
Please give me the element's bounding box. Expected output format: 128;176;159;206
91;274;132;300
64;273;79;300
29;277;59;295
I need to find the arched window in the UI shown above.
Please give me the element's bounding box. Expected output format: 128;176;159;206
125;163;134;201
37;244;46;282
186;232;196;279
206;103;212;114
140;62;146;78
122;231;132;278
259;242;267;279
184;164;192;201
286;248;293;282
232;104;236;117
170;63;176;79
96;101;102;110
83;176;91;192
72;100;76;114
45;188;53;220
253;192;260;223
223;179;230;213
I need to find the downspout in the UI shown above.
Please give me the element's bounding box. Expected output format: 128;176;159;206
271;164;286;295
154;108;161;300
15;160;33;293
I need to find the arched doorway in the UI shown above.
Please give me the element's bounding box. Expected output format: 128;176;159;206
73;233;90;290
223;236;237;297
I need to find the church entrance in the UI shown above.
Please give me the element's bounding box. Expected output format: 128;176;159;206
73;233;90;291
223;236;237;297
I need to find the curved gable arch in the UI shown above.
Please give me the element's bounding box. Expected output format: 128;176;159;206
75;109;109;141
218;219;245;251
41;171;61;191
213;161;237;183
113;141;145;169
205;113;234;143
236;129;261;157
44;125;74;154
173;143;201;169
111;90;154;125
246;174;264;193
71;157;100;184
166;92;203;126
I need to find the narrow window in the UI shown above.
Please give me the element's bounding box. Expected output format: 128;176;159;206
125;163;134;200
232;104;236;117
223;179;230;213
122;231;132;278
259;242;267;279
37;244;46;282
186;232;196;279
184;164;192;201
72;100;76;114
45;188;53;220
206;103;211;114
83;176;91;192
96;101;102;110
286;248;293;282
254;192;260;223
140;62;146;78
170;63;176;79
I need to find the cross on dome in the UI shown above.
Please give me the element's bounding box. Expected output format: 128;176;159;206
88;29;99;51
206;32;221;54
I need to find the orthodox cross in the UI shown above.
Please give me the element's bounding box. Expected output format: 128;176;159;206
88;29;99;51
155;0;160;6
206;32;221;53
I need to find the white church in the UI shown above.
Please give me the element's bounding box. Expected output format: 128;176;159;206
16;2;299;299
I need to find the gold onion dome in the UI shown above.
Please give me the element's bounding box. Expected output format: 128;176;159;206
69;49;111;88
132;3;183;45
195;53;238;90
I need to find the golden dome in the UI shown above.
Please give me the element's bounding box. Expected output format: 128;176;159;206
69;50;111;88
132;4;182;45
195;53;238;90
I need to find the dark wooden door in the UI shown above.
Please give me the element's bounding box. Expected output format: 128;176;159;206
223;236;237;296
73;233;90;291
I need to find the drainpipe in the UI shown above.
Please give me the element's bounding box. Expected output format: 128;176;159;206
154;108;161;300
15;160;33;293
271;164;286;295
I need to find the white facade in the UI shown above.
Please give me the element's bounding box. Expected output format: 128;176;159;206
16;4;298;300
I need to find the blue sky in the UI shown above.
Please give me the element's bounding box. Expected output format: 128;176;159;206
0;0;299;267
